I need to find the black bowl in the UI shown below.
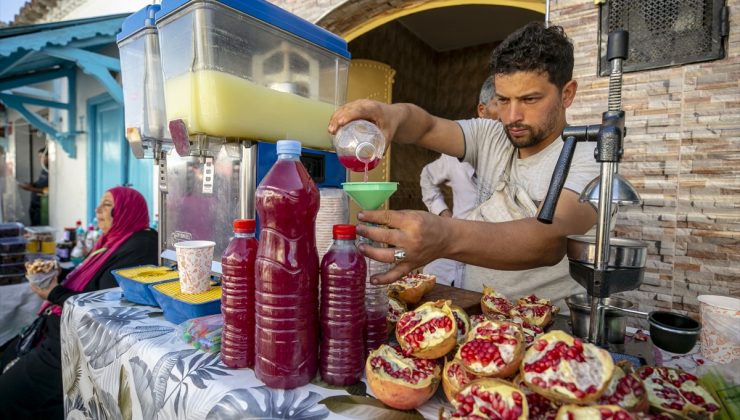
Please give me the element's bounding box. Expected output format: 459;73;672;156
648;311;701;354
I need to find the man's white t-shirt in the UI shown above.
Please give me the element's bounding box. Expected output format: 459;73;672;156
457;118;599;311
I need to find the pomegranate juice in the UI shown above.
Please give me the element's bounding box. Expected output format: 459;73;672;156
319;226;366;386
338;155;380;173
220;219;258;369
255;143;320;389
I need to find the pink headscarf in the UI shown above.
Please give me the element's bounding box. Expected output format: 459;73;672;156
42;186;150;315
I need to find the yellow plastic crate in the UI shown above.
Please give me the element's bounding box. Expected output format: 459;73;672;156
116;266;179;284
151;281;221;304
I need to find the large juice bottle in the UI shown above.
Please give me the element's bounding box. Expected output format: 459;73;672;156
220;219;258;369
255;140;320;389
319;224;366;386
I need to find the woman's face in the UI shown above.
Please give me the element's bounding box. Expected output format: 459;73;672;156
96;192;115;234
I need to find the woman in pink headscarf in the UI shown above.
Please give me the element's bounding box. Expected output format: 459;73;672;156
0;186;158;420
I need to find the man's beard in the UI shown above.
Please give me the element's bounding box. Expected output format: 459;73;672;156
503;106;561;149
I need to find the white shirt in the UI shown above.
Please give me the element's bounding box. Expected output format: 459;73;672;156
420;154;477;219
420;154;477;286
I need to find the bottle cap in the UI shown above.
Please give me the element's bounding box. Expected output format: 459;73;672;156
276;140;302;156
233;219;256;233
332;224;356;240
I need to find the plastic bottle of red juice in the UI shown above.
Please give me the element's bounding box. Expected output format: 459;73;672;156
319;224;366;386
220;219;258;369
254;140;320;389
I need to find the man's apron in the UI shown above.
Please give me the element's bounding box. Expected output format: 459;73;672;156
463;151;581;312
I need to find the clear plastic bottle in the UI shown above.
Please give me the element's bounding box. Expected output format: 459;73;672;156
333;120;386;175
84;224;98;250
254;140;320;389
75;219;84;242
320;224;366;386
220;219;258;369
364;243;390;354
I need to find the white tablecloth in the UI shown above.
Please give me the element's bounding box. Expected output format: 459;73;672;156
60;288;450;420
0;282;43;346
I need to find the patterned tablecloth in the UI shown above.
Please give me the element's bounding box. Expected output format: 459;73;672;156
61;288;714;420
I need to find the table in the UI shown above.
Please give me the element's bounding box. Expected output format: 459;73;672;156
61;288;714;420
60;288;451;420
0;282;43;346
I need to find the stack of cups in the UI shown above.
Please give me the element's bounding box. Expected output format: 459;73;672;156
697;295;740;364
174;240;216;294
316;188;349;261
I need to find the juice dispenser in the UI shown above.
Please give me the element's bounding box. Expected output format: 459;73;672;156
119;0;350;267
117;4;172;159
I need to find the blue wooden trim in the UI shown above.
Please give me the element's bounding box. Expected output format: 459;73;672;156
0;67;71;90
0;94;68;109
41;47;123;104
8;86;58;100
0;50;34;78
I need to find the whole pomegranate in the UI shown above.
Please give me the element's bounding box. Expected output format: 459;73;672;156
481;287;514;317
456;320;525;378
598;364;648;413
521;330;614;404
388;273;435;305
555;404;635;419
637;366;720;419
365;344;441;410
396;299;457;359
442;359;480;403
450;378;528;419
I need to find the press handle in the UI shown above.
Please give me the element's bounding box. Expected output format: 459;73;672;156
537;135;577;224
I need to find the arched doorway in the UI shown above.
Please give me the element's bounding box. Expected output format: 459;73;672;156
320;1;544;211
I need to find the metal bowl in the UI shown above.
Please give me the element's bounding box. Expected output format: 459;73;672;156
649;311;701;354
565;293;633;344
567;235;648;268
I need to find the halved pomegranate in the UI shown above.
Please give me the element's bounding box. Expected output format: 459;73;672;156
492;314;544;348
598;363;648;413
387;296;408;333
521;330;614;404
449;303;471;344
470;314;488;329
637;366;720;419
365;344;441;410
455;319;525;378
514;374;561;420
450;378;528;419
388;273;435;304
442;359;480;403
510;303;554;329
396;299;457;359
481;287;514;317
555;404;635;419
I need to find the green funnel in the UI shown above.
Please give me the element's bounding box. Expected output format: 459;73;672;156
342;182;398;210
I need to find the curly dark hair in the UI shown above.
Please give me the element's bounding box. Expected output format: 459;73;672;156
489;22;574;89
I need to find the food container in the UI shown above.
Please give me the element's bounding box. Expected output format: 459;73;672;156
0;262;25;275
150;279;221;325
0;252;27;264
117;4;172;159
648;311;701;354
565;293;633;344
25;253;59;289
0;222;24;238
0;237;27;253
697;295;740;363
113;265;180;306
0;273;25;286
155;0;350;150
25;226;56;254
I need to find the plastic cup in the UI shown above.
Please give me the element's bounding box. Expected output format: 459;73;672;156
174;241;215;294
697;295;740;364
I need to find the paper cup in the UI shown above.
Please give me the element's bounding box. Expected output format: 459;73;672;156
175;241;215;294
697;295;740;364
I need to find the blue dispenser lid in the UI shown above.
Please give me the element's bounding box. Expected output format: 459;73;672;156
117;4;161;43
155;0;350;59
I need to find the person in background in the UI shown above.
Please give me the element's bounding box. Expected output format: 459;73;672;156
18;147;49;226
419;76;498;286
328;22;598;311
0;186;158;420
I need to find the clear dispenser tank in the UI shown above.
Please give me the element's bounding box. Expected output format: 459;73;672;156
117;4;172;159
155;0;350;150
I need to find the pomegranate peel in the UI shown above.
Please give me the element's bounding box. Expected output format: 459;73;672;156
555;404;636;419
637;366;720;419
521;330;614;404
514;374;561;420
396;299;457;359
365;344;441;410
442;359;480;404
481;286;515;317
387;296;407;334
598;364;649;413
449;303;471;344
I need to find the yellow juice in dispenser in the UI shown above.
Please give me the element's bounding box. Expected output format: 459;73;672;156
164;70;336;149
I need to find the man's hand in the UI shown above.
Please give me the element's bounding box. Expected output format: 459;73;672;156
439;209;452;218
18;182;32;192
30;273;59;301
356;209;451;285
